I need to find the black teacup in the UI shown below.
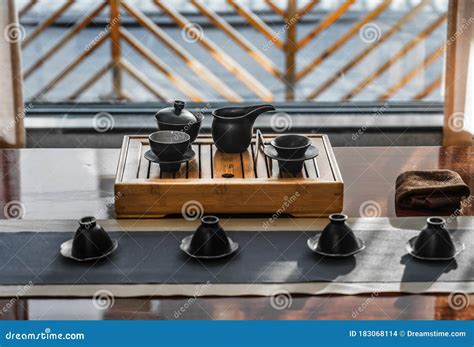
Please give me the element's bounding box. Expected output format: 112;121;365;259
411;217;456;259
271;134;311;159
149;131;190;161
316;214;362;255
188;216;232;257
71;217;114;260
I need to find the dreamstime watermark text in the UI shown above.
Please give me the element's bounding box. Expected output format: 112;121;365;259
263;191;300;229
5;328;84;341
352;102;389;141
262;14;300;52
173;281;211;318
0;281;33;317
85;14;121;52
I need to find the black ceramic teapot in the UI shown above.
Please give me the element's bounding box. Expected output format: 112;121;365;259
154;100;202;142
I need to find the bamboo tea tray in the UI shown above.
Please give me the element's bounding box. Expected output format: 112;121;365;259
114;134;343;218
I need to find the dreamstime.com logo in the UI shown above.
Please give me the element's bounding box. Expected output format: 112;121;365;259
181;200;204;221
92;289;115;310
93;112;115;133
448;291;470;311
181;22;204;43
359;23;381;43
359;200;382;218
447;112;465;133
270;290;292;310
3;23;26;43
270;112;292;133
4;328;85;341
3;200;26;219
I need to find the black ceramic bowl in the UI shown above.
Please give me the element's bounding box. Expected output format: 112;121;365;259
410;217;457;259
315;214;363;256
71;216;114;260
149;131;190;161
188;216;232;257
156;116;202;143
271;134;311;159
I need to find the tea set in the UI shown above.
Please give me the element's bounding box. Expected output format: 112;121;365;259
145;100;318;174
61;215;464;262
60;101;465;263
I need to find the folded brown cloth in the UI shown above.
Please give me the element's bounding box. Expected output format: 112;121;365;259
395;170;471;209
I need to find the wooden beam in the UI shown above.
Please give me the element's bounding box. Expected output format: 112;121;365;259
156;0;273;101
68;61;114;101
297;0;391;82
21;0;74;48
120;59;167;101
122;1;241;101
120;28;204;102
285;0;297;100
414;76;442;100
23;1;107;79
379;45;445;100
343;13;447;101
227;0;284;49
305;0;430;100
19;0;38;18
31;32;109;100
443;0;474;146
191;0;282;79
0;0;25;148
297;0;320;18
110;0;123;100
297;0;355;50
264;0;285;17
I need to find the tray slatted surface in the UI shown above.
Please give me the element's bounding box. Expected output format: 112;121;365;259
115;134;343;218
119;135;335;182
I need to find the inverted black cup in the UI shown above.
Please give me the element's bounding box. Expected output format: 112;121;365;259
410;217;456;259
188;216;232;257
316;214;363;256
71;217;114;260
149;131;190;161
271;134;311;159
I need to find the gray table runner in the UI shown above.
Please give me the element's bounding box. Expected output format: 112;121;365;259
0;229;472;286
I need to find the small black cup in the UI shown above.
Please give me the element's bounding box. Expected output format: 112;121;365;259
271;134;311;159
149;131;190;161
71;217;114;260
188;216;232;257
316;214;363;256
410;217;457;259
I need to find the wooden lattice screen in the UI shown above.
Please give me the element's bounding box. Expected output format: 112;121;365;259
16;0;448;102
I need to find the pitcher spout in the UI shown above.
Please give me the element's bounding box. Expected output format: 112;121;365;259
244;104;276;122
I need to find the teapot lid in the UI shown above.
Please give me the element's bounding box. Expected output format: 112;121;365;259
155;100;200;126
